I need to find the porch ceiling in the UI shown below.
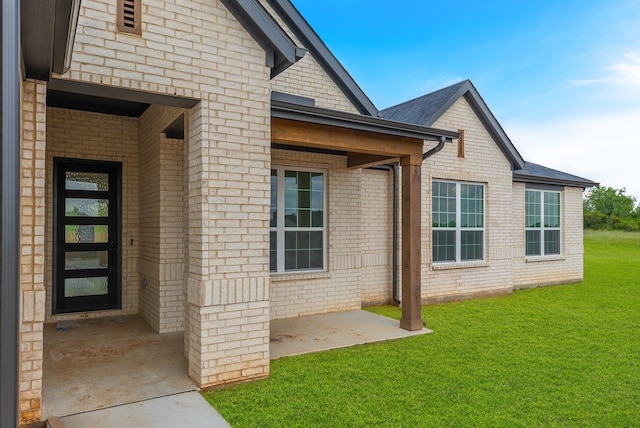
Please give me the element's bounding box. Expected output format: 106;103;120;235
271;100;459;169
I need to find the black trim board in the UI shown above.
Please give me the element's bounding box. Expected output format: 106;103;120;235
271;91;315;107
1;0;21;424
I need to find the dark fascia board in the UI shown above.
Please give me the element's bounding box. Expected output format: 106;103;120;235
422;80;526;170
48;79;200;109
513;172;598;189
219;0;306;79
52;0;81;74
271;91;315;107
272;100;458;142
21;0;81;80
21;0;55;80
266;0;378;117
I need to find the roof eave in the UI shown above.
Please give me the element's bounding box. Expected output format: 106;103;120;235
513;173;598;189
272;100;458;142
21;0;80;80
220;0;306;79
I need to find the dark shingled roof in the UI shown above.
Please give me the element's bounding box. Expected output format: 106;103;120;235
381;80;526;169
514;162;598;188
381;81;468;126
381;80;597;189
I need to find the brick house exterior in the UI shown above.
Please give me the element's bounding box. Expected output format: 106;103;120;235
7;0;595;425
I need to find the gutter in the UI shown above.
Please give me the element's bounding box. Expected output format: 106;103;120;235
423;136;448;160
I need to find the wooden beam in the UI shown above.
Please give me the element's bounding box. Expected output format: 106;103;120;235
346;153;396;169
272;117;423;158
399;155;424;331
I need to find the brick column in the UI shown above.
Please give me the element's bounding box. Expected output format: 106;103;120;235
19;80;47;425
185;89;272;388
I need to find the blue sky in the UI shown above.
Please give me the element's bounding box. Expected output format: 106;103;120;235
290;0;640;200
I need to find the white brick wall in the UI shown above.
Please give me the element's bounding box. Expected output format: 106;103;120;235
138;105;187;333
421;97;515;301
360;168;394;305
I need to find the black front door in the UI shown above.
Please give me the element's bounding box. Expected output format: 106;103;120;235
53;158;121;314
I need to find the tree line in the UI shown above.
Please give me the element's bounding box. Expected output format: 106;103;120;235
583;186;640;231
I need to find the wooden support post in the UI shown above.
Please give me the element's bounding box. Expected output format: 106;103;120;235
400;155;424;331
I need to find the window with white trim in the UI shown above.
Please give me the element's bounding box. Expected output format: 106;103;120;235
270;167;325;273
432;181;484;263
525;190;561;256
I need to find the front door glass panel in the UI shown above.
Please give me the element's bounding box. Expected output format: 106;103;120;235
54;159;121;313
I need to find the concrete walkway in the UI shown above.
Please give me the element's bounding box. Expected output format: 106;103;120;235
44;310;429;427
58;392;231;428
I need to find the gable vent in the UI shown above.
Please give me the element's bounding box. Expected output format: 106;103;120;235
457;129;465;158
117;0;141;35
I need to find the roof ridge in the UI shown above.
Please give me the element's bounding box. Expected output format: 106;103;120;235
381;80;470;112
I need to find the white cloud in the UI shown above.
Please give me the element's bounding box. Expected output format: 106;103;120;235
607;50;640;87
505;109;640;199
570;50;640;90
567;78;604;87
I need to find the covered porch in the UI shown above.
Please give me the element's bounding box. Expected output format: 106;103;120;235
271;99;458;330
42;310;431;421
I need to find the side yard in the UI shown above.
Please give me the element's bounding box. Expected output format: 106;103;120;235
204;231;640;427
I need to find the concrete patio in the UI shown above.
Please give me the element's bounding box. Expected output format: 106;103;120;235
270;310;432;359
42;310;430;427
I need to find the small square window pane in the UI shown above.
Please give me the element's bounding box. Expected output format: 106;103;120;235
544;230;561;255
526;230;541;256
298;210;310;227
433;230;455;262
285;231;297;250
298;171;311;190
297;250;310;269
299;190;310;209
310;250;323;269
285;250;297;270
284;210;297;227
461;231;483;261
297;231;310;248
310;231;323;249
311;209;323;227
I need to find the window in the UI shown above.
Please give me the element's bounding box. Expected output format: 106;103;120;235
270;167;325;273
525;190;561;256
432;181;484;263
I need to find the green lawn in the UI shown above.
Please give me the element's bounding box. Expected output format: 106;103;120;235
204;231;640;427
